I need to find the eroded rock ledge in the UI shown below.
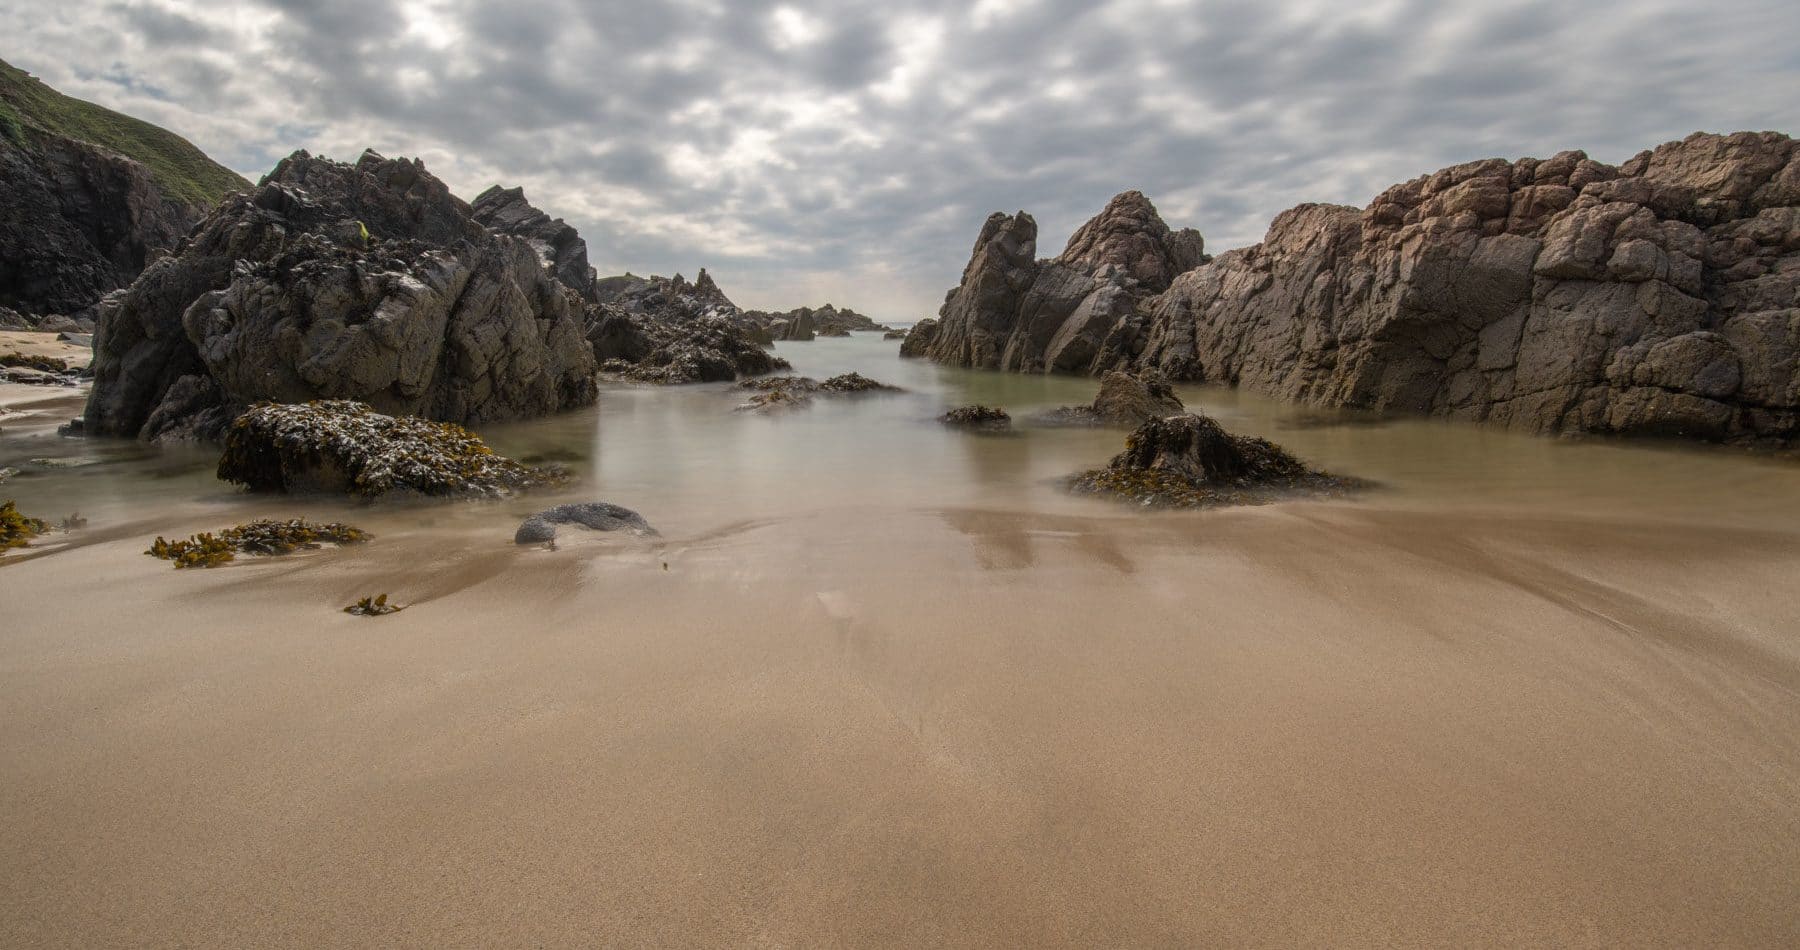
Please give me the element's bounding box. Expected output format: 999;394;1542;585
916;132;1800;447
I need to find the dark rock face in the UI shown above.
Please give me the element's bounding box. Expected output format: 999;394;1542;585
0;60;248;321
591;309;788;384
925;132;1800;447
472;185;596;301
587;267;792;382
85;149;598;441
218;400;568;498
940;405;1011;430
920;191;1205;374
1041;368;1184;427
514;502;656;544
898;318;939;357
1069;413;1357;508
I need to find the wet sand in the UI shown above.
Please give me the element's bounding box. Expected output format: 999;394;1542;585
3;495;1798;947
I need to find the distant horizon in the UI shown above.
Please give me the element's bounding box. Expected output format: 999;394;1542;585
4;0;1797;319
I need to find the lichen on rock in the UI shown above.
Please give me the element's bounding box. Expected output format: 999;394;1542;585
217;400;568;498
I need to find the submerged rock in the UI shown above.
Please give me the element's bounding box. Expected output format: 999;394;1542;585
514;502;656;545
86;149;597;442
1069;413;1359;508
733;372;900;413
940;405;1011;430
1041;368;1184;426
217;400;567;499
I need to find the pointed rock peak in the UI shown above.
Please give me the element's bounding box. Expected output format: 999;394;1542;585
474;184;527;205
1056;190;1204;291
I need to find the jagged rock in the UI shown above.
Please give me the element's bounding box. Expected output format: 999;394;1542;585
1068;413;1358;508
514;502;656;545
85;149;597;441
744;303;889;340
0;58;248;319
217;400;567;499
472;185;596;300
924;132;1800;447
939;405;1011;430
920;191;1205;374
899;318;939;357
1040;368;1184;426
591;307;788;384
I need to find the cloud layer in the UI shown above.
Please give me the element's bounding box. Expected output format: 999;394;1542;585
5;0;1798;317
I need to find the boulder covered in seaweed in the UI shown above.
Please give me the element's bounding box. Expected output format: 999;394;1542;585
939;405;1011;431
218;401;568;498
1069;412;1360;508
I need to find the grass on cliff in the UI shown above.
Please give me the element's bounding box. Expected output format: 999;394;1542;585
0;57;248;207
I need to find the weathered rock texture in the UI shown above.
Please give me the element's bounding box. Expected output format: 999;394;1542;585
85;149;598;441
218;400;567;498
910;190;1205;374
0;58;249;323
925;133;1800;446
472;185;596;301
1041;368;1185;427
587;268;791;382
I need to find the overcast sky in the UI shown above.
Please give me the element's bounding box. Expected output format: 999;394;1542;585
4;0;1798;318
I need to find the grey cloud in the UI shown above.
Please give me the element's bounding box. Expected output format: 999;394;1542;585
1;0;1796;319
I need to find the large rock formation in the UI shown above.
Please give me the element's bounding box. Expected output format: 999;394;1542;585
910;190;1205;373
587;268;790;382
85;149;597;441
0;58;249;323
924;133;1800;447
471;185;597;300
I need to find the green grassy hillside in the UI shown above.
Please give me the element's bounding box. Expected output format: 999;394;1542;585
0;57;249;207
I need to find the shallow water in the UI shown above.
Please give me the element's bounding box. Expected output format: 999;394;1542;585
5;332;1797;537
7;334;1800;948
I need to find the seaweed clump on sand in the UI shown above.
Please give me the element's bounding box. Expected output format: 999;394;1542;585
939;405;1011;430
1068;413;1362;509
345;593;403;616
217;401;569;498
146;518;369;569
1;500;49;552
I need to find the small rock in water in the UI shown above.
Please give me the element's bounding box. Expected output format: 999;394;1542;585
514;502;657;545
939;405;1011;431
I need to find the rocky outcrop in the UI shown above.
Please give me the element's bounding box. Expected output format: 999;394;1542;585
472;185;596;300
733;371;901;412
1040;368;1184;427
84;149;598;441
217;400;567;498
0;58;247;322
898;318;939;357
586;267;792;382
1068;413;1356;508
919;191;1205;374
925;133;1800;447
589;309;788;384
514;502;656;544
745;303;891;340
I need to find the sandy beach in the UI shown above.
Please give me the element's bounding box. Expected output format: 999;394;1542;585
3;491;1798;947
